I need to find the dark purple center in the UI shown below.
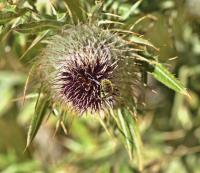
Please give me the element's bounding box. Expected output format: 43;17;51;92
58;50;116;112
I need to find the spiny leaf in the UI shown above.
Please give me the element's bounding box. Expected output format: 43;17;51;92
109;109;133;160
14;20;64;34
25;95;50;149
0;8;29;24
110;108;143;170
0;11;19;23
123;108;143;171
116;109;134;160
151;62;189;96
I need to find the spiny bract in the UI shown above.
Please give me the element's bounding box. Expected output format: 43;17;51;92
37;24;140;113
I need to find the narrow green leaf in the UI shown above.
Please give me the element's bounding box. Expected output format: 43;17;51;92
25;96;50;149
110;109;134;160
151;62;188;96
110;108;143;171
123;109;143;171
117;109;134;160
14;20;64;34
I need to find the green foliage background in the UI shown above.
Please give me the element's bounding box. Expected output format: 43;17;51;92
0;0;200;172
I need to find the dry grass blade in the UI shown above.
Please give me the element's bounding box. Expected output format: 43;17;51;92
129;14;157;30
98;20;125;26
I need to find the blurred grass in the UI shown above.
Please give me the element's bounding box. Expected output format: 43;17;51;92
1;0;200;172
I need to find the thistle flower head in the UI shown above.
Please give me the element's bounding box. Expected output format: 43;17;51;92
37;24;140;113
55;43;118;112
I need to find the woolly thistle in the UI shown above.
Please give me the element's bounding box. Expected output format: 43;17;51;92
36;24;141;114
23;2;189;170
